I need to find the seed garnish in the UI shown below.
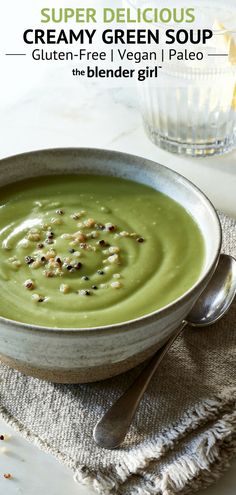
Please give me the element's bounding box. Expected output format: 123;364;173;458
75;262;82;270
97;270;104;275
47;231;54;239
3;473;12;479
24;279;35;290
105;223;116;232
111;281;122;289
95;223;105;231
32;294;45;302
90;231;99;239
109;246;120;254
113;273;121;279
72;251;81;257
45;271;54;278
71;211;85;220
25;256;34;265
60;284;70;294
98;240;108;248
84;218;95;228
78;289;91;296
15;209;146;301
107;254;120;264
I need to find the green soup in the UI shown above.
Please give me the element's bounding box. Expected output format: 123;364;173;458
0;175;204;328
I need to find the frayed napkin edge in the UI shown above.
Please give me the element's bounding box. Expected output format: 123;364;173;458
0;388;235;495
73;390;236;495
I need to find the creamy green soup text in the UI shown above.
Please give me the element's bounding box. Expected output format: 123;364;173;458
0;175;204;328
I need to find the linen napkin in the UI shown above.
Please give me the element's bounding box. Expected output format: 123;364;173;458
0;211;235;495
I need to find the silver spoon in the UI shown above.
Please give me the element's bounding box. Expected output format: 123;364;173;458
93;254;236;449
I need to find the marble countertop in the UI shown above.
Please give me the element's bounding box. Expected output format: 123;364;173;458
0;71;236;494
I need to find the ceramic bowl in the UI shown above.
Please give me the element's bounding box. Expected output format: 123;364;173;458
0;148;221;383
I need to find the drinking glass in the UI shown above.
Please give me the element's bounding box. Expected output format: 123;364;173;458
129;0;236;156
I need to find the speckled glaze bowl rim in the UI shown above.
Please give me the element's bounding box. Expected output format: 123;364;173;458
0;147;222;335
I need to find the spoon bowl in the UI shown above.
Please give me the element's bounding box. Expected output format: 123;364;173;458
188;254;236;327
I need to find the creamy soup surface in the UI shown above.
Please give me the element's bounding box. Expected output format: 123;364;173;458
0;175;205;328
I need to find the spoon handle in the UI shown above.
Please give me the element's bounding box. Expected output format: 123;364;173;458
93;321;187;449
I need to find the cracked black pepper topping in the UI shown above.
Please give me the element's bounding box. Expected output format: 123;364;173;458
99;240;107;248
25;256;34;265
75;262;82;270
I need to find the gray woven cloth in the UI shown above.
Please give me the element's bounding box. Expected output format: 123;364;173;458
0;212;235;495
